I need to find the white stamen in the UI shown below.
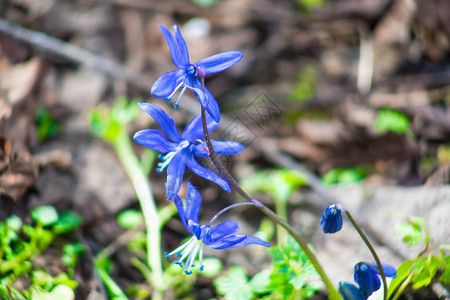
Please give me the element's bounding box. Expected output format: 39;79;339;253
165;82;185;101
174;86;187;110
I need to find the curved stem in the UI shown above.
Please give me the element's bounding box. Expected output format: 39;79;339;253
208;202;256;226
113;130;166;297
198;79;340;299
344;211;387;300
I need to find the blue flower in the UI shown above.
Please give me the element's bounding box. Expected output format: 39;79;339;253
165;182;271;274
151;24;243;122
354;262;397;297
133;102;244;200
339;282;365;300
320;204;345;234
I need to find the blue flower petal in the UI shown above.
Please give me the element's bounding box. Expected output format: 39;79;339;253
182;112;218;141
133;129;176;153
207;234;247;249
211;140;245;156
339;282;365;300
158;24;190;69
186;156;231;192
188;220;204;239
381;264;397;278
354;263;381;297
194;140;244;157
210;221;240;242
173;195;188;227
368;263;397;278
137;102;182;142
320;204;343;234
172;25;190;67
227;236;271;248
195;51;243;75
151;69;186;99
184;76;221;122
185;182;202;224
165;147;190;200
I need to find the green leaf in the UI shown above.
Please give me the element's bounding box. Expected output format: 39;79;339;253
48;285;75;300
250;269;272;294
6;215;22;231
191;0;219;6
200;257;223;277
214;266;253;300
63;242;85;256
117;209;143;230
395;221;423;246
31;206;59;226
375;109;410;134
322;167;366;185
53;211;82;234
36;106;61;141
439;255;450;284
388;260;413;298
288;65;317;102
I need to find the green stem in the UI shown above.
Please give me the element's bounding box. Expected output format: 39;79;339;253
391;272;413;300
112;129;166;297
199;103;341;300
345;211;387;300
274;196;288;245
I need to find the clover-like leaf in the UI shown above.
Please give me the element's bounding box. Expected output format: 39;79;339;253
214;266;253;300
117;209;143;230
53;211;82;234
31;206;59;226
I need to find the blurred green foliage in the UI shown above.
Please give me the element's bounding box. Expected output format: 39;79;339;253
298;0;325;10
191;0;219;6
36;106;61;141
322;167;366;185
214;236;320;300
0;206;83;299
388;214;449;299
288;66;317;102
375;109;411;134
89;97;140;142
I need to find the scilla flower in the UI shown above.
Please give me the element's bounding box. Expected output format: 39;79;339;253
133;102;244;200
165;182;270;274
338;282;365;300
320;203;345;233
354;262;397;297
152;24;243;122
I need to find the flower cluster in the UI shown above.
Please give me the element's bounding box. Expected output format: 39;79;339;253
320;204;397;299
340;262;397;299
134;24;269;274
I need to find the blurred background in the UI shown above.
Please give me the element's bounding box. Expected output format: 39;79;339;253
0;0;449;299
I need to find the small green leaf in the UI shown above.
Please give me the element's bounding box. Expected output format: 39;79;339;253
53;211;82;234
117;209;143;229
375;109;410;134
63;242;85;256
200;257;223;277
214;266;253;300
250;269;272;294
31;206;59;226
191;0;219;6
288;65;317;102
395;221;423;246
388;260;413;298
48;285;75;300
6;215;22;231
439;255;450;284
